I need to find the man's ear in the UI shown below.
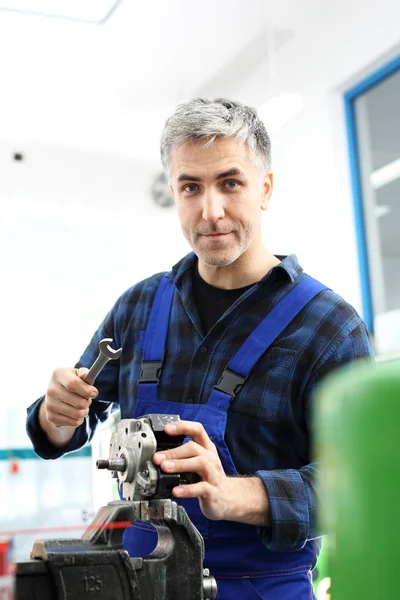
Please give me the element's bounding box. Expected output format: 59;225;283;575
261;172;273;210
169;183;176;199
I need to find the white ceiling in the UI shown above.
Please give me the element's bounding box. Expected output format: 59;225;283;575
0;0;397;163
0;0;329;113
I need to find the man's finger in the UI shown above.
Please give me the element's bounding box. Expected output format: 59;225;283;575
164;420;215;451
47;388;92;411
56;368;98;399
77;367;90;379
153;440;208;464
47;401;89;421
160;456;217;484
172;480;212;499
46;408;86;428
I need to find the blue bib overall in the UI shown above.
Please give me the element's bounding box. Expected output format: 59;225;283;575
123;274;326;599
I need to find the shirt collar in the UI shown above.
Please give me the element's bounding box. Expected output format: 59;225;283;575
169;252;303;285
272;254;303;283
169;252;197;283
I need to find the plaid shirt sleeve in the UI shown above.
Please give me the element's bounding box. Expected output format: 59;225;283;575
256;319;373;551
25;300;121;460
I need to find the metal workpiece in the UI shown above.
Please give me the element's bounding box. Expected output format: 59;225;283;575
97;457;127;472
202;569;218;600
96;414;200;502
84;338;122;385
16;499;217;600
103;417;159;500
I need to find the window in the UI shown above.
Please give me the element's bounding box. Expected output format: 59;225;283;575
345;55;400;354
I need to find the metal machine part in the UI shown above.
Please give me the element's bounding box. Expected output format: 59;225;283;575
15;414;217;599
84;338;122;385
16;499;217;600
97;415;200;501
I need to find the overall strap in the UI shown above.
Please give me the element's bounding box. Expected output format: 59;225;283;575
209;277;327;409
137;275;175;400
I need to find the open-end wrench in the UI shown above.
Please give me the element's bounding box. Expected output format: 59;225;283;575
84;338;122;385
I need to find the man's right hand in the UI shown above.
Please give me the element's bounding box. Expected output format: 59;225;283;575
39;367;98;448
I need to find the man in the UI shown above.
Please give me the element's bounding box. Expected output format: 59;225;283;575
27;98;373;599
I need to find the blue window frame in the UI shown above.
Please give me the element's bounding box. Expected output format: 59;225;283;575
344;54;400;333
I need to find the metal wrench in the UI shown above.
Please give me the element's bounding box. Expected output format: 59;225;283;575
84;338;122;385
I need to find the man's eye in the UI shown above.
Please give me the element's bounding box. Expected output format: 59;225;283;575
183;184;199;193
225;180;239;188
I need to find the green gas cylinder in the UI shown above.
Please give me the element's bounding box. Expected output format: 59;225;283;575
314;359;400;599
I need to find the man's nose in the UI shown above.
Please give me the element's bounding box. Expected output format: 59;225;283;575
202;192;225;223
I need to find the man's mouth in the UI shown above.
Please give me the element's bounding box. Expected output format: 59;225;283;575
201;231;231;237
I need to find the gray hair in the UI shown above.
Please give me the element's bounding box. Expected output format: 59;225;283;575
160;97;271;176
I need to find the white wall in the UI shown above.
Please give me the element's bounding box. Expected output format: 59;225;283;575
0;141;189;447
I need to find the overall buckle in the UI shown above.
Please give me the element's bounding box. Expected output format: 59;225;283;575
139;361;163;384
214;369;246;398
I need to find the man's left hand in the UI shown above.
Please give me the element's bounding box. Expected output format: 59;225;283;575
152;420;271;526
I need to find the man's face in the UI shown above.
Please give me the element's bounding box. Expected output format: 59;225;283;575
169;137;273;267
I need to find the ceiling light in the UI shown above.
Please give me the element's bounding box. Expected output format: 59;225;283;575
370;158;400;190
0;0;121;23
258;93;305;133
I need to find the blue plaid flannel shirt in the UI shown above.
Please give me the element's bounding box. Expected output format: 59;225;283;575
27;253;373;552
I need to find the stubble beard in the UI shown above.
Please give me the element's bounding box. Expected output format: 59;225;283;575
184;223;255;268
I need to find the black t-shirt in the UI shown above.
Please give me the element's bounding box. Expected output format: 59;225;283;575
192;261;254;334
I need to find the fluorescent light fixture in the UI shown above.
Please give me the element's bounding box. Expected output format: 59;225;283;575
0;0;121;23
258;93;305;133
370;158;400;190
